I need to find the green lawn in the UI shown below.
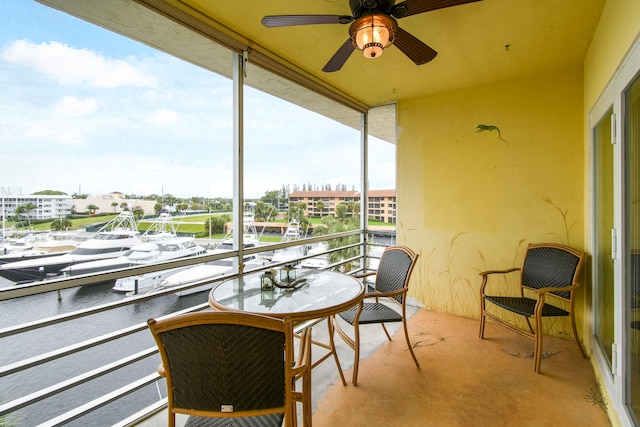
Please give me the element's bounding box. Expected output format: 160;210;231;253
6;212;392;235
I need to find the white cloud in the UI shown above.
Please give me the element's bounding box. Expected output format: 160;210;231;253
2;40;157;88
24;125;87;146
54;96;98;116
145;109;181;125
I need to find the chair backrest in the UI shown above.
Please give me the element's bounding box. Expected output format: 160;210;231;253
147;311;294;423
520;243;585;300
375;245;419;303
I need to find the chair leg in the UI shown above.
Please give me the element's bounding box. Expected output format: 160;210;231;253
327;317;347;386
401;317;420;368
534;330;543;373
570;312;588;358
380;323;393;341
479;310;486;339
533;313;544;373
352;320;361;386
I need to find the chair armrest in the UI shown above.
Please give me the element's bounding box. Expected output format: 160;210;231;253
292;327;312;375
479;267;520;277
366;288;406;300
534;284;579;295
479;268;521;295
354;271;376;280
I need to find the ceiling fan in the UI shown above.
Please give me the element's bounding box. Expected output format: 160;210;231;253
261;0;483;72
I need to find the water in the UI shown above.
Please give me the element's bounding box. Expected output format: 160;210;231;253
0;277;210;426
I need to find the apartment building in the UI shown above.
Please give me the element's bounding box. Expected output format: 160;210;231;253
288;189;396;224
1;194;73;221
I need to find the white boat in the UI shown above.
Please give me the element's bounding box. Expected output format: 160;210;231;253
299;242;329;269
270;220;306;265
129;203;264;297
0;211;140;283
61;237;207;278
142;251;263;297
0;232;80;265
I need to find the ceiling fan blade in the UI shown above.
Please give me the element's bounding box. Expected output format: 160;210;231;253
393;27;437;65
392;0;482;18
322;38;356;72
262;15;353;28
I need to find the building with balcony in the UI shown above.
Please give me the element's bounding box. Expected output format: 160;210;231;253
0;194;73;221
289;189;395;223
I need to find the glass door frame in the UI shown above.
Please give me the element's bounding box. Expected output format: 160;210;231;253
590;38;640;426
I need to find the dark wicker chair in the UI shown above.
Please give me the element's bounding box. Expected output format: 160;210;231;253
147;311;312;427
479;242;587;372
332;245;420;386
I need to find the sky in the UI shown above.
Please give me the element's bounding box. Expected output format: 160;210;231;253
0;1;396;200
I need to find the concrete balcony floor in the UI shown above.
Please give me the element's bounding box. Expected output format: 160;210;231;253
140;308;611;427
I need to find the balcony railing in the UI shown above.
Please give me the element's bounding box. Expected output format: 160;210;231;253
0;231;384;426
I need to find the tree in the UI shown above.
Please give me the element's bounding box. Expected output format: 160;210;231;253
14;205;26;224
131;206;144;219
50;218;73;231
261;190;279;207
23;202;37;228
315;200;324;217
154;202;163;215
111;202;118;212
204;214;231;236
86;204;99;215
33;190;67;195
120;202;129;211
312;216;360;271
335;202;348;221
347;200;360;216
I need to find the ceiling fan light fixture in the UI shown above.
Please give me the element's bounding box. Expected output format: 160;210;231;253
350;14;396;59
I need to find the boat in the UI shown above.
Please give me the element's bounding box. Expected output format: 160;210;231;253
0;232;80;265
128;203;263;297
61;237;207;277
49;212;207;288
0;211;141;283
135;251;262;297
299;242;329;269
269;219;307;265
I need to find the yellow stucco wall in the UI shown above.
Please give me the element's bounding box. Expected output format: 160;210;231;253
394;1;640;425
584;0;640;109
396;66;585;338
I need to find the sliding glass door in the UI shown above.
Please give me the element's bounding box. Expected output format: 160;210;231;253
593;108;615;369
626;71;640;420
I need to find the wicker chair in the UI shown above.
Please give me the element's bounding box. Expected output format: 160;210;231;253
479;243;587;373
332;245;420;386
147;311;312;427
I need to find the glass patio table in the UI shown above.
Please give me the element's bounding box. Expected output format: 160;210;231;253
208;269;364;323
208;269;365;385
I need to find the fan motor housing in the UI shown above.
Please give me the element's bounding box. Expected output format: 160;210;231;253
350;0;396;17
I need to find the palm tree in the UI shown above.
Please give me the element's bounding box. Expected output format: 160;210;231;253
312;215;360;271
23;202;36;228
14;205;26;225
111;202;118;213
86;204;99;215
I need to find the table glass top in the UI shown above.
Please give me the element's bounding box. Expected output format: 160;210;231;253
209;269;363;320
